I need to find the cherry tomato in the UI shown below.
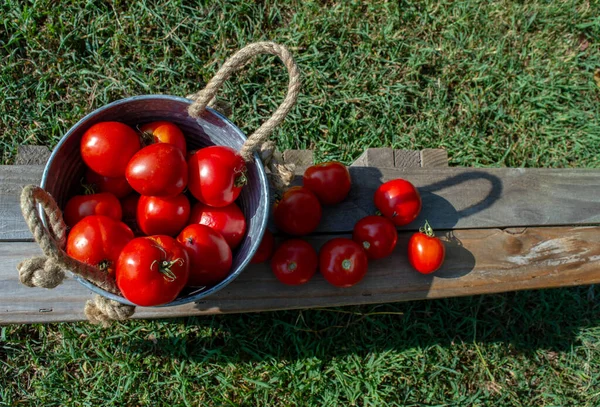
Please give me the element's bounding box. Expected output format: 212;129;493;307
189;201;246;249
319;238;368;287
303;162;351;205
187;146;246;207
137;194;190;237
177;224;232;287
250;230;275;264
408;221;445;274
66;215;133;275
140;121;187;156
81;122;141;177
271;239;318;285
352;215;398;259
63;192;122;227
274;186;322;236
374;179;422;227
116;235;189;306
85;169;133;199
126;143;188;197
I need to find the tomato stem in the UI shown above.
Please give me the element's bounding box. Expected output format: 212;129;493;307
288;261;297;271
153;258;184;282
419;220;435;237
80;177;96;195
342;259;352;271
362;241;371;250
234;171;248;188
97;260;111;272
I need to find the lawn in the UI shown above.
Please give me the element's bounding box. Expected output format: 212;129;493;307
1;0;600;405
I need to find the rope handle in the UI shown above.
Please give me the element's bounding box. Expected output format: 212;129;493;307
187;41;301;162
20;185;120;294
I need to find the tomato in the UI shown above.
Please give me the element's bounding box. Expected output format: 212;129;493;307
319;238;368;287
189;201;246;249
352;215;398;259
80;121;141;177
137;194;190;237
126;143;188;197
85;169;133;199
140;121;187;156
63;192;122;227
271;239;318;285
66;215;133;275
303;162;351;205
177;224;232;287
408;221;445;274
116;235;189;306
273;186;322;236
187;146;246;207
374;179;422;227
250;229;275;264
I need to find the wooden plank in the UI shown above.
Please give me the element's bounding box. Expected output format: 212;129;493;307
283;149;314;167
2;225;599;324
420;149;448;168
351;148;395;167
394;149;420;168
14;145;51;165
2;165;600;240
0;165;44;241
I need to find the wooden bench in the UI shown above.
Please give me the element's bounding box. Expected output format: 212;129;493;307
1;146;599;324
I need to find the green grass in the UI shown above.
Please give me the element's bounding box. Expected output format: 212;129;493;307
1;0;600;405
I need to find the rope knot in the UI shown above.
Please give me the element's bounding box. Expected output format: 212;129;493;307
18;256;65;289
258;141;295;193
85;295;136;327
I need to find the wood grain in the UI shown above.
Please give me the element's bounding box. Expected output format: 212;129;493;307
14;145;51;165
394;149;420;168
2;226;599;324
283;149;314;166
0;165;44;241
421;148;448;168
351;148;395;167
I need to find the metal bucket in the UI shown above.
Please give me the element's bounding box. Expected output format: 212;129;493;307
40;95;270;307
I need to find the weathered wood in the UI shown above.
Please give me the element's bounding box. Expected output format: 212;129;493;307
0;165;44;241
14;145;51;165
2;226;599;324
421;148;448;168
351;148;395;167
283;149;314;167
394;149;420;168
2;165;600;240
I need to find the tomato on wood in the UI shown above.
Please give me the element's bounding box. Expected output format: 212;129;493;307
64;192;122;227
250;230;275;264
140;121;187;156
66;215;133;275
116;235;189;306
273;186;322;236
177;224;232;287
408;221;445;274
374;178;422;227
137;194;190;237
271;239;318;285
80;122;141;178
319;238;368;288
187;146;247;207
303;161;351;205
126;143;188;197
352;215;398;259
189;201;247;249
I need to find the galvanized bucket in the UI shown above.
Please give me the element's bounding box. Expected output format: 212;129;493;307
40;94;270;306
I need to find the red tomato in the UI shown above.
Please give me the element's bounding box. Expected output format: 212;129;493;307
319;238;368;287
64;192;122;227
116;235;189;306
80;122;141;177
352;215;398;259
303;162;351;205
137;194;190;237
273;186;322;236
408;221;445;274
374;179;422;227
177;224;232;287
250;230;275;264
271;239;318;285
126;143;188;197
66;215;133;275
140;121;187;156
187;146;246;207
85;169;133;199
189;201;246;249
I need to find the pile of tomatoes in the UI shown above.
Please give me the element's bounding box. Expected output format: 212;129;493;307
65;120;249;306
250;161;446;287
